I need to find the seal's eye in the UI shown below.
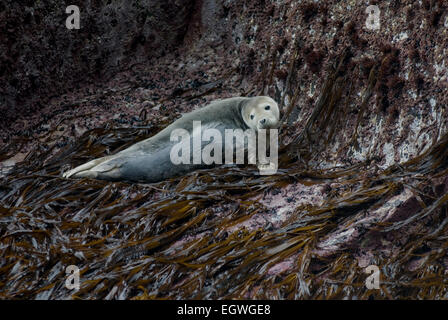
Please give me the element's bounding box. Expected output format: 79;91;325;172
250;114;255;120
265;105;270;110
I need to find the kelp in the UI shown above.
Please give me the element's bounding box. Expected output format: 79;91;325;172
1;49;448;300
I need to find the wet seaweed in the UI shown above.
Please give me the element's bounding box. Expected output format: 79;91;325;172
1;48;448;300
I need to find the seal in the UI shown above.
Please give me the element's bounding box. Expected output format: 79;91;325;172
62;96;280;182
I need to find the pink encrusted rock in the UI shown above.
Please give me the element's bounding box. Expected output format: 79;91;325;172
267;255;299;276
214;182;326;234
314;188;416;257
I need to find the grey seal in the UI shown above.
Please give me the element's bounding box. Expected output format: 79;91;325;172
62;96;280;182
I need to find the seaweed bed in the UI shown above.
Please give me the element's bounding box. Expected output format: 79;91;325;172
1;49;448;299
1;0;448;300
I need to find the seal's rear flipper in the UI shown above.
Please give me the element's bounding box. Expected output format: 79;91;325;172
63;155;113;178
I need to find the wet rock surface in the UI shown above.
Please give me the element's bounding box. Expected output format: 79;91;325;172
1;0;448;299
0;0;195;132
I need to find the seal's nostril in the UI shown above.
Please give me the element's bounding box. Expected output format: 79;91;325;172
260;119;266;124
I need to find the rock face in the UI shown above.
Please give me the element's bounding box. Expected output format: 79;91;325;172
1;0;448;300
0;0;195;129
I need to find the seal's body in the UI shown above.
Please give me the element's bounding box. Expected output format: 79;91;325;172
63;96;280;182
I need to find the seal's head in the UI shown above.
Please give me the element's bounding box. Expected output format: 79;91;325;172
242;96;280;131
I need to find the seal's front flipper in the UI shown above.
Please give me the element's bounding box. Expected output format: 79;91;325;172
257;161;278;175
